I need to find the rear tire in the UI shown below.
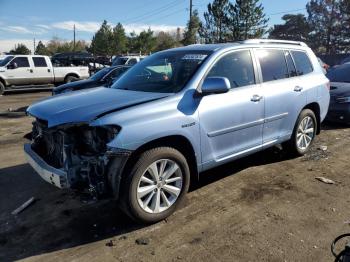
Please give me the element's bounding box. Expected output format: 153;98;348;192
283;109;317;156
0;82;5;95
119;147;190;224
65;75;78;83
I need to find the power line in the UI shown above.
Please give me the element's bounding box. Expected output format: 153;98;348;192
267;8;307;16
121;0;186;24
141;7;188;24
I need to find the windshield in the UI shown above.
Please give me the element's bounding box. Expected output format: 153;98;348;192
326;65;350;83
0;56;14;66
111;50;211;93
113;57;128;66
89;67;113;81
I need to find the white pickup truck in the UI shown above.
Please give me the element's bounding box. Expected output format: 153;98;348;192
0;55;89;94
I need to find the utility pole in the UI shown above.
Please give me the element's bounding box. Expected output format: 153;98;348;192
73;24;76;52
33;38;36;55
189;0;193;23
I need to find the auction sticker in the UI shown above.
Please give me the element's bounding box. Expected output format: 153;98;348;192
181;54;207;60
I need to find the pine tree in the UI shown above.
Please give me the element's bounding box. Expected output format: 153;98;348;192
9;43;31;55
90;20;113;57
268;14;310;42
182;10;201;45
227;0;269;41
307;0;343;54
134;29;157;54
112;23;127;55
35;41;50;55
199;0;230;43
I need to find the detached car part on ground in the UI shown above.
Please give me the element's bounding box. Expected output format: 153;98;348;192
326;63;350;124
24;39;330;223
52;65;131;95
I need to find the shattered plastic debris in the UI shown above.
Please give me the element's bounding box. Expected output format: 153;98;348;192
315;177;335;184
318;145;328;151
11;197;35;215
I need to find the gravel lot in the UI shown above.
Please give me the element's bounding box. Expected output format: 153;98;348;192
0;91;349;262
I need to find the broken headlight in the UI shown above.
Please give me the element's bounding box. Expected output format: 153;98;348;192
73;125;120;155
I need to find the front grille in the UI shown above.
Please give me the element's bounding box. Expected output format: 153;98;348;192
32;120;64;168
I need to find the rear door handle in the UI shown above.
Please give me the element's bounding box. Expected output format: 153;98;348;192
294;86;303;92
27;69;33;73
48;68;51;72
251;94;263;102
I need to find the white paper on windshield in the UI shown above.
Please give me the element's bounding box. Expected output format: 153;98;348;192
181;54;207;61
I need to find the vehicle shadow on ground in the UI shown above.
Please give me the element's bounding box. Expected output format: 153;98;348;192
321;122;349;130
0;146;293;261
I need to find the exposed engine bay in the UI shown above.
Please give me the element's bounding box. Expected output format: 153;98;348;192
29;118;124;198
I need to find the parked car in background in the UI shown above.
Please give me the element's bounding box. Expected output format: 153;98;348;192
25;39;329;223
112;55;146;66
51;51;94;67
0;55;89;95
52;65;131;95
340;56;350;65
325;63;350;124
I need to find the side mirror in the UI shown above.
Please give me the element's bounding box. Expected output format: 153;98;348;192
200;77;230;95
7;62;18;70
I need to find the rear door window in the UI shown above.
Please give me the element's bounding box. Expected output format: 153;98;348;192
284;51;297;77
256;49;289;82
291;51;313;75
206;50;255;88
33;57;47;67
12;57;30;67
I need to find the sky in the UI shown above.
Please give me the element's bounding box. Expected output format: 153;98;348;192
0;0;309;53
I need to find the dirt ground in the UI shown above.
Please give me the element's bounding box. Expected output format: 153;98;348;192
0;91;350;262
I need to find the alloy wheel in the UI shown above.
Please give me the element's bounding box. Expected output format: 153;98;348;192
136;159;183;214
296;116;315;150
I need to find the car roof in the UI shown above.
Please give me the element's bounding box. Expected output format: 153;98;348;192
10;55;48;57
167;39;309;53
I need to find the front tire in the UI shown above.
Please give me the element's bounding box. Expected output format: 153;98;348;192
65;75;79;83
120;147;190;224
0;82;5;95
284;109;317;156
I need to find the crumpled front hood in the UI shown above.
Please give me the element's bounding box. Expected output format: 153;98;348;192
27;87;170;127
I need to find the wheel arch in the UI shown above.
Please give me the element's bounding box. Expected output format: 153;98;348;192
64;73;80;81
0;77;6;87
125;135;198;182
302;102;321;134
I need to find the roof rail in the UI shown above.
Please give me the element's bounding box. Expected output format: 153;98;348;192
241;39;308;47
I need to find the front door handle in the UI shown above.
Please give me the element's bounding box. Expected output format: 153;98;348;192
251;94;263;102
27;69;33;73
294;86;303;92
48;68;51;72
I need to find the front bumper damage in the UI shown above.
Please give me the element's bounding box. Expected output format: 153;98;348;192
24;143;69;188
24;119;131;199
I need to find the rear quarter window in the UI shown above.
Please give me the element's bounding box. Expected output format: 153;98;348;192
291;51;313;75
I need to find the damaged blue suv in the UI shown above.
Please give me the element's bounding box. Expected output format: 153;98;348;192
25;40;330;223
